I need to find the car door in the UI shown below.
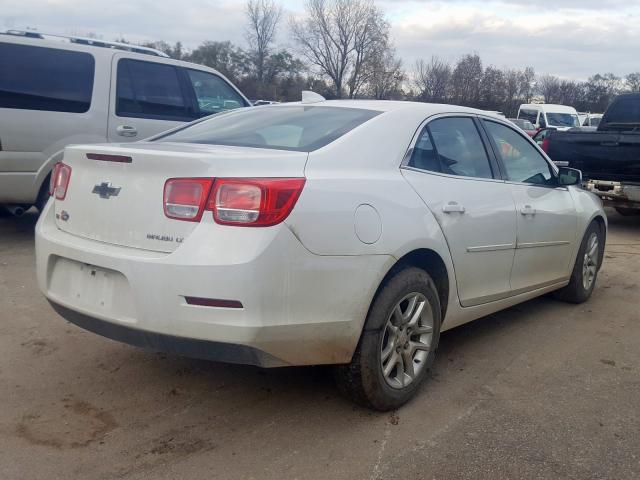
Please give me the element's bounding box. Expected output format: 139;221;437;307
401;115;517;307
481;119;577;292
108;55;194;142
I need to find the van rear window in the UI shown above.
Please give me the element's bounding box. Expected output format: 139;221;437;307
0;42;95;113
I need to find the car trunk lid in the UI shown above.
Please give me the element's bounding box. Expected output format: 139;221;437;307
54;142;308;252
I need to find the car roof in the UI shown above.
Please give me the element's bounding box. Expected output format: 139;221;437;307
269;99;491;116
520;104;577;113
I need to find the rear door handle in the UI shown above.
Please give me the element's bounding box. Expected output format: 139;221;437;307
520;205;536;216
442;202;465;214
116;125;138;137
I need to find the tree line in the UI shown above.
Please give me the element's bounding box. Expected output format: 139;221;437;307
124;0;639;116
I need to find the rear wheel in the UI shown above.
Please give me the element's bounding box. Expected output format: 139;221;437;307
335;267;441;411
35;176;51;213
554;222;603;303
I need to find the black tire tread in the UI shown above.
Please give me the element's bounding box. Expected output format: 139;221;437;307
554;221;603;304
335;267;441;411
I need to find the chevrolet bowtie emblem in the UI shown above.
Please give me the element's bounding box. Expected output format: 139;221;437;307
92;182;121;199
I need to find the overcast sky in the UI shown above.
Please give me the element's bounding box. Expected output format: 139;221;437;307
3;0;639;80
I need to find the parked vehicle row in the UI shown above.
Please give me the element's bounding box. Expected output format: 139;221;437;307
37;98;606;410
517;103;581;131
508;118;537;137
0;30;250;213
542;93;640;216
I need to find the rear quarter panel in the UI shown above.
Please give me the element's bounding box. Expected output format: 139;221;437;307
285;108;460;325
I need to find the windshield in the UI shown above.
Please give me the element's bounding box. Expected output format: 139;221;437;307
546;112;580;127
156;105;381;152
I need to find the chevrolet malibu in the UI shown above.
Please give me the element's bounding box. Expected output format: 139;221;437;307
36;99;606;410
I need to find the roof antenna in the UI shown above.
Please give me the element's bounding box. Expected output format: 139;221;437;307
301;90;326;104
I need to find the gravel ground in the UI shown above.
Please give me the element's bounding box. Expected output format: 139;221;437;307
1;208;639;480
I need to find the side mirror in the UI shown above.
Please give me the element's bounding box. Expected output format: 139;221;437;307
558;167;582;186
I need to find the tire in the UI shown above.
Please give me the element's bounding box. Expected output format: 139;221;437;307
35;176;51;213
554;222;603;304
334;267;441;411
615;207;640;217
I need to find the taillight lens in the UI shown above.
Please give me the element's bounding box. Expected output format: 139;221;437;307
163;178;213;221
208;178;305;227
49;162;72;200
541;137;550;153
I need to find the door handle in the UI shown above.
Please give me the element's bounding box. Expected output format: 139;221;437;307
442;202;465;214
520;205;536;216
116;125;138;137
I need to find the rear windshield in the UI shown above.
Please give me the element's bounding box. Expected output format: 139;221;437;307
604;97;640;124
156;105;381;152
546;112;580;127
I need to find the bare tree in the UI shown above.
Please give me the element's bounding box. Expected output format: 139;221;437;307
537;74;562;103
518;66;536;103
479;65;505;110
367;47;404;99
414;57;451;103
451;53;483;106
626;72;640;93
502;69;520;116
290;0;390;98
246;0;283;84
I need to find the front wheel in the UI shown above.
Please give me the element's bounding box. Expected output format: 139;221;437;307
334;267;441;411
554;222;603;303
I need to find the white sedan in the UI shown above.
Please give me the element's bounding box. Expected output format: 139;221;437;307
36;98;606;410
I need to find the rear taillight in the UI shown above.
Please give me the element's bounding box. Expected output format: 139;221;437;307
209;178;305;227
541;138;550;153
163;178;213;222
163;177;305;227
49;162;72;200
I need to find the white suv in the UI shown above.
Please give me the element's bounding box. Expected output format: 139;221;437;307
0;31;250;214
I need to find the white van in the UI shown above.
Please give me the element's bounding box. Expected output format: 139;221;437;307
517;104;581;131
0;31;250;213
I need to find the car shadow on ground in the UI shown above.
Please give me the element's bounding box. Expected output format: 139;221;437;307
5;207;638;413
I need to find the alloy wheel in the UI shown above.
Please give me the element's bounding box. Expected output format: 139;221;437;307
380;293;434;389
582;232;599;291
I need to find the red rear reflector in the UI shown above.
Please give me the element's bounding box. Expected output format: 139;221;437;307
185;296;243;309
49;162;72;200
87;153;133;163
208;178;305;227
541;137;550;153
163;178;213;221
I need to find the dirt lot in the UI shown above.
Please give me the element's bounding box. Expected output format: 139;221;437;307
1;209;639;480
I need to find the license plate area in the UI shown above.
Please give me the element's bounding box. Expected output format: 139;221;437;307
48;256;136;323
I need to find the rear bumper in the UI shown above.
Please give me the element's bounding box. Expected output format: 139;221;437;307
36;201;393;367
0;171;40;204
49;301;284;367
585;180;640;206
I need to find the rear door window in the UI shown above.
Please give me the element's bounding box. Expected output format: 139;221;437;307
422;117;494;179
116;59;192;121
0;42;94;113
185;69;247;117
